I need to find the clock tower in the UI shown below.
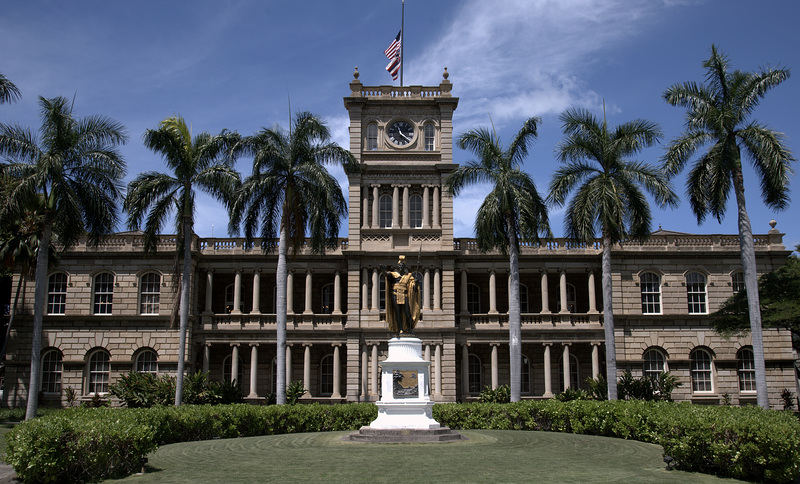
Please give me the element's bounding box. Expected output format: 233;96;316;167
342;68;460;401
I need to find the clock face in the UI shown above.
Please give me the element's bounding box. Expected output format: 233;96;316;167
387;121;415;146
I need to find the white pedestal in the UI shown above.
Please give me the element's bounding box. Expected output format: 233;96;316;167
368;337;441;430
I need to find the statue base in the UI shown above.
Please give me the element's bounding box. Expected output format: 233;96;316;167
345;337;464;442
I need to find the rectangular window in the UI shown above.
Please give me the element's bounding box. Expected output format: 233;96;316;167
367;123;378;151
691;350;713;392
424;124;435;151
47;273;67;315
640;273;661;314
93;273;114;314
738;349;756;392
731;271;745;294
41;351;62;393
140;273;161;314
379;195;392;228
686;272;707;314
409;195;422;228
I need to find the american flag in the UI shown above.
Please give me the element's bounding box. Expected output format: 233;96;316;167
384;31;401;81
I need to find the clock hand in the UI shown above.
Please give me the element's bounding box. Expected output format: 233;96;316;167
400;130;411;141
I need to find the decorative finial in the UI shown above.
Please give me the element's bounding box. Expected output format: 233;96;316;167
442;67;449;80
769;219;777;229
353;67;360;80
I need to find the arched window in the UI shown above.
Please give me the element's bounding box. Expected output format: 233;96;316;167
320;354;334;396
560;354;580;391
468;354;482;394
222;354;244;384
409;194;423;228
424;124;435;151
686;272;707;314
47;273;68;315
519;284;529;313
140;272;161;315
556;283;577;312
379;194;392;228
135;349;158;374
643;348;667;378
467;283;481;314
321;283;334;314
521;354;531;394
640;272;661;314
41;349;63;394
691;348;714;393
366;123;378;151
93;272;114;314
225;284;244;314
731;271;745;294
738;347;756;392
87;349;110;394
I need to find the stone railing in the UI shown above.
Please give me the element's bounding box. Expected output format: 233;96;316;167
461;312;602;327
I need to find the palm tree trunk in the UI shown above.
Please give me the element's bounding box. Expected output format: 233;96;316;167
25;224;51;420
275;225;288;405
0;270;25;364
602;234;618;400
732;166;769;408
507;219;521;402
174;217;192;406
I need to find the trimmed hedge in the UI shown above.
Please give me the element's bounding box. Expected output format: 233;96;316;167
3;404;377;483
4;400;799;483
432;400;800;483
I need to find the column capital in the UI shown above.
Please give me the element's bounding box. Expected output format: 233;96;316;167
542;342;553;347
249;343;260;348
302;343;313;347
562;342;572;347
205;342;213;347
230;342;240;347
370;183;382;188
331;343;342;347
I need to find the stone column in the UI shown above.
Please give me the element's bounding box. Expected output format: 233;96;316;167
304;270;313;315
303;344;312;398
541;271;550;314
460;269;468;314
370;344;379;396
333;271;342;314
286;271;294;315
424;345;432;397
434;343;442;399
402;185;410;229
423;268;431;310
360;345;368;399
461;344;470;397
248;344;259;398
491;344;499;389
361;268;368;310
433;186;440;228
422;185;430;228
232;270;242;315
202;343;210;373
591;343;600;380
489;270;498;314
543;343;553;397
204;271;213;314
372;185;380;229
562;343;571;390
371;268;379;311
230;344;240;383
392;185;399;228
252;271;261;315
362;185;369;229
588;270;598;313
332;344;341;398
434;268;441;310
559;270;568;314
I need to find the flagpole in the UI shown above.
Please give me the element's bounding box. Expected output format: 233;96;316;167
400;0;405;87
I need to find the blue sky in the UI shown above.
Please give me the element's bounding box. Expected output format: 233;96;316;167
2;0;798;251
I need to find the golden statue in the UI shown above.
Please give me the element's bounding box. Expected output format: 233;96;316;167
381;256;421;334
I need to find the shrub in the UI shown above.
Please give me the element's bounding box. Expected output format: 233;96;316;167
478;384;510;403
554;388;591;401
286;380;307;405
110;372;175;408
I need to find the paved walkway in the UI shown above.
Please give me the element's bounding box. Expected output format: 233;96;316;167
0;462;16;483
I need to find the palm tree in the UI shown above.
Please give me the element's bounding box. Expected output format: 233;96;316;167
124;116;240;406
0;96;127;419
0;73;21;104
662;46;793;409
447;117;551;402
228;111;357;405
548;108;677;400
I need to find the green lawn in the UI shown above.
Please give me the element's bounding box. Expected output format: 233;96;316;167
110;430;741;483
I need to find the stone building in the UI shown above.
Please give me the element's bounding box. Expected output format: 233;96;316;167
2;71;794;408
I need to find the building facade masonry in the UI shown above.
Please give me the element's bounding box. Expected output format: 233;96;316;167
2;70;795;409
